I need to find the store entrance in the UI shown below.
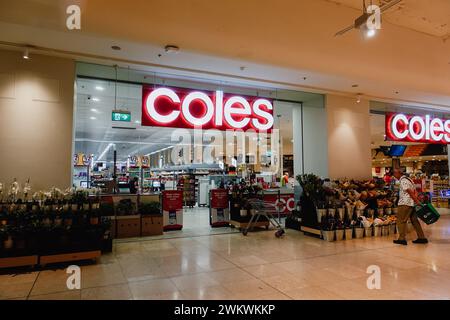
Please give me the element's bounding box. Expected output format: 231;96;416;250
73;75;302;238
370;110;449;210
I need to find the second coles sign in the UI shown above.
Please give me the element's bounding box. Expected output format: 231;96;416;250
142;86;274;132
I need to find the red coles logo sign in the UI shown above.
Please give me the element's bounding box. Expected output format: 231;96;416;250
386;112;450;144
142;86;274;132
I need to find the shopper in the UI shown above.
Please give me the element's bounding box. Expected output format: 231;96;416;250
392;168;428;245
383;172;392;185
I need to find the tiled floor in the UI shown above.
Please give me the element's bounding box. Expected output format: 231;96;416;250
1;210;450;300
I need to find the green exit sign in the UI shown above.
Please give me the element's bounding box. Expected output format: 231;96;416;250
112;111;131;122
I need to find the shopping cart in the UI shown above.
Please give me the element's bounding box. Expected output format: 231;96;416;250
242;198;285;237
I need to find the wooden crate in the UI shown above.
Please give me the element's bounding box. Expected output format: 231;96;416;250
141;215;163;236
116;215;141;238
40;250;101;266
300;226;322;236
0;255;38;269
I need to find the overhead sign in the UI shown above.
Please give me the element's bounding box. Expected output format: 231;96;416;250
142;86;274;132
386;113;450;144
112;111;131;122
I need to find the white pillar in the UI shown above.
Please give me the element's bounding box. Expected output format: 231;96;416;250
447;145;450;184
292;103;304;177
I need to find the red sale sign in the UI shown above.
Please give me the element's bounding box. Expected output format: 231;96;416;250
162;190;183;211
211;189;229;209
142;86;274;132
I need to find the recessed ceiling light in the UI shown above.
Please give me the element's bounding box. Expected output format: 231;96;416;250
90;116;96;120
90;108;98;112
92;97;100;102
95;86;104;91
164;45;179;54
111;45;121;51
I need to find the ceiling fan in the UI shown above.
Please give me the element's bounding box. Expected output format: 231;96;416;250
334;0;403;37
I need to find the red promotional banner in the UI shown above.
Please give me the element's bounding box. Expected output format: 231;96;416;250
142;86;274;132
211;189;229;209
263;193;295;214
162;190;183;211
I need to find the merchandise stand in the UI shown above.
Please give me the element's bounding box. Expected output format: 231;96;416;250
162;190;183;231
209;189;230;227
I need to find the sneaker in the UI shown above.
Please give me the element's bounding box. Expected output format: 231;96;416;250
393;240;407;246
412;238;428;244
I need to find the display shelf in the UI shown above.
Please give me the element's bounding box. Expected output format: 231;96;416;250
0;255;38;268
40;250;101;266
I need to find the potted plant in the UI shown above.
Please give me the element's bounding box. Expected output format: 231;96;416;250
140;201;163;237
335;219;345;241
344;225;353;240
353;219;365;239
99;202;115;217
139;201;161;216
296;174;326;226
1;225;14;249
320;215;335;242
54;209;63;226
62;208;74;226
116;199;133;216
89;209;100;225
116;199;140;238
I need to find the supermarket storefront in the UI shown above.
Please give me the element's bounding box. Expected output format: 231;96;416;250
72;62;328;234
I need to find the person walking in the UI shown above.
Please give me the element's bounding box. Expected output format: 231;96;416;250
392;168;428;245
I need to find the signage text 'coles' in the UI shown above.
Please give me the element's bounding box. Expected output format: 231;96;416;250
386;113;450;144
142;86;274;131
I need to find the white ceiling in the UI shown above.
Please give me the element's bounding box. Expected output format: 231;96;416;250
328;0;450;39
0;0;449;110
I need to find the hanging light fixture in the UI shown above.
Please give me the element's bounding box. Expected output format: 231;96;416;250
22;47;30;60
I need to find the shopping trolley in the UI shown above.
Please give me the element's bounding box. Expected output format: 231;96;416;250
242;197;285;237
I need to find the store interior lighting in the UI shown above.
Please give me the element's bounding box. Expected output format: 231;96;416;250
22;48;30;59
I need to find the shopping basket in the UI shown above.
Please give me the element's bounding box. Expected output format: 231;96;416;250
415;203;440;225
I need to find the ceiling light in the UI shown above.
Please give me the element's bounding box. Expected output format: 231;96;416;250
111;45;121;51
366;28;377;38
135;120;141;124
90;116;96;120
90;108;98;112
22;48;30;60
98;143;114;161
356;94;362;103
164;45;180;54
92;97;100;102
95;86;104;91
